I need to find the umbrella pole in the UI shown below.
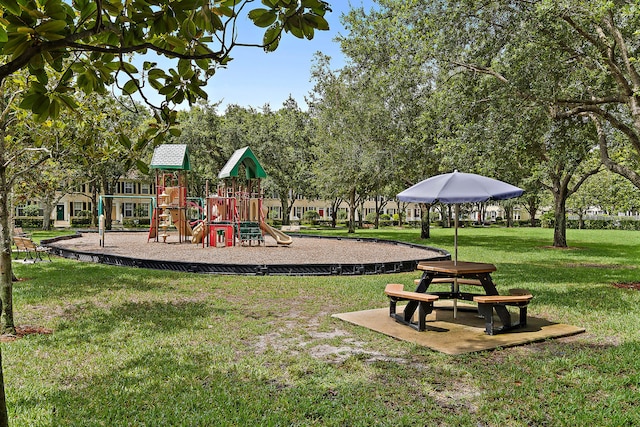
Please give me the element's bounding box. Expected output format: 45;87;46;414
454;204;459;318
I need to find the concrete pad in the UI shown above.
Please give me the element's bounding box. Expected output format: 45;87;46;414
332;301;585;355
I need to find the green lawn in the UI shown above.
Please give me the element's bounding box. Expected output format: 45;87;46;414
5;227;640;426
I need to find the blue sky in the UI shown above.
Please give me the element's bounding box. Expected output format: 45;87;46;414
195;1;375;111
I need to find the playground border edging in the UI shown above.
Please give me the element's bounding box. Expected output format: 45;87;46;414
42;233;451;276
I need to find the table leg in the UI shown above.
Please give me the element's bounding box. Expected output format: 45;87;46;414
403;272;433;321
478;274;511;326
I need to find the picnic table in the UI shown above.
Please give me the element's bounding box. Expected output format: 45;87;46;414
390;260;532;334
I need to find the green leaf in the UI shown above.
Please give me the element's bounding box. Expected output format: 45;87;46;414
0;0;21;15
0;27;8;43
264;37;279;52
119;133;132;149
249;9;277;28
122;79;139;95
136;159;150;174
195;58;209;71
48;98;60;119
215;6;234;18
32;94;50;115
120;62;138;74
3;33;28;53
263;23;280;46
177;58;190;76
56;93;79;109
304;13;329;31
149;78;163;90
182;17;196;38
35;19;67;33
19;93;40;110
148;68;168;80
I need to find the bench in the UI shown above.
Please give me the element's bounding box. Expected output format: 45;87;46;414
13;236;28;260
385;283;439;331
473;290;533;335
14;236;52;262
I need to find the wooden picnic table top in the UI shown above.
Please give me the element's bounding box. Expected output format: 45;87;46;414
417;260;497;275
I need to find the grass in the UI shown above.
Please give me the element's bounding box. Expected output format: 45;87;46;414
4;226;640;425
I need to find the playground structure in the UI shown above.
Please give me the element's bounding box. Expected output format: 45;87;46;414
149;144;291;247
148;144;193;243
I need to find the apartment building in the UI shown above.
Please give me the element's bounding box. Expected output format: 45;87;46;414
18;177;527;227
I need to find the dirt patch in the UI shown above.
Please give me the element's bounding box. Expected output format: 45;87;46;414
1;325;53;342
612;282;640;290
566;263;633;269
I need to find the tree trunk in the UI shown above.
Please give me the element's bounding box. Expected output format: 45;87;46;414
420;203;431;239
279;196;290;226
41;199;54;230
0;166;15;336
103;197;113;230
504;206;513;227
553;192;568;248
90;187;99;227
528;199;538;227
348;188;356;233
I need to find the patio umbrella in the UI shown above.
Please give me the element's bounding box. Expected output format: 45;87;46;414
397;170;524;316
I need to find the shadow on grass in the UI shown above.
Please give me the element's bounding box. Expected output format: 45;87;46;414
53;299;226;345
12;260;187;301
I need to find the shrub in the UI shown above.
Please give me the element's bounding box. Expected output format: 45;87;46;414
22;204;41;217
303;210;320;225
71;217;92;227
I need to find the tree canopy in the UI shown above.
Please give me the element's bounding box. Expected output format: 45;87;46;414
0;0;330;122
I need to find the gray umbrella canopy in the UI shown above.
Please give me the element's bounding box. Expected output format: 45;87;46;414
398;170;524;316
397;170;524;204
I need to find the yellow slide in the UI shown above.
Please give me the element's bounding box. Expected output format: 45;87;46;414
260;221;293;245
191;222;204;244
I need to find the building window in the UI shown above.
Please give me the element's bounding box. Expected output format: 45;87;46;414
139;203;150;217
268;206;282;220
124;203;134;217
124;182;134;194
141;184;150;194
73;202;83;216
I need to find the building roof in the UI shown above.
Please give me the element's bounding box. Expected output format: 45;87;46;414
150;144;191;171
218;146;267;179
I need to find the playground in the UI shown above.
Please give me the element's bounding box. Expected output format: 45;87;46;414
56;144;445;274
144;144;294;248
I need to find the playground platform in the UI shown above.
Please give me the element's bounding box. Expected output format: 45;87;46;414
44;232;449;276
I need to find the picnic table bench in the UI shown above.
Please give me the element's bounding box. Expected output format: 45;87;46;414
384;283;439;331
388;261;534;335
474;290;533;335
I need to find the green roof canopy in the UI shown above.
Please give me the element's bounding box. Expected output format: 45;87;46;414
150;144;191;171
218;146;267;179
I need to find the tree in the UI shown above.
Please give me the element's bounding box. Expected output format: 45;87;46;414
254;98;318;225
1;0;331;121
309;54;399;233
0;2;331;424
171;102;225;199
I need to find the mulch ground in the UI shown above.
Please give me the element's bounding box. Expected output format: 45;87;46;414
1;325;53;342
612;282;640;290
